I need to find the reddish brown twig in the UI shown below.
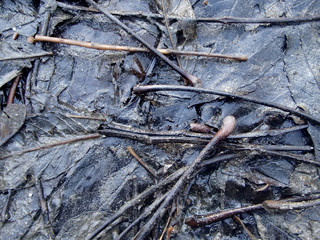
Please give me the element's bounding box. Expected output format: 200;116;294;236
127;146;158;180
185;195;320;227
7;75;20;106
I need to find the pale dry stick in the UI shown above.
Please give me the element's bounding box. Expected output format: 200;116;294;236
0;133;101;160
233;216;258;240
27;35;247;61
66;114;106;121
135;116;236;240
127;146;158;180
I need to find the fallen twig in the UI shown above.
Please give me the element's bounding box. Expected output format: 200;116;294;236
127;146;158;180
0;133;101;160
56;2;320;24
7;75;20;106
251;149;320;167
233;216;258;240
99;122;308;144
185;194;320;227
27;35;246;61
133;85;320;125
0;52;53;62
66;114;106;121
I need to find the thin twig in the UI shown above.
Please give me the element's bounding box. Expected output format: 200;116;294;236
7;75;20;106
135;116;236;240
0;52;53;62
133;85;320;125
85;0;201;86
56;2;320;24
66;114;106;121
252;149;320;167
36;179;55;238
233;216;258;240
161;0;183;69
0;133;101;160
27;35;246;61
98;122;308;144
232;143;313;152
127;146;158;180
186;194;320;227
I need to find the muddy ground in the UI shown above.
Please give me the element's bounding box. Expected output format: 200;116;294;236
1;0;320;239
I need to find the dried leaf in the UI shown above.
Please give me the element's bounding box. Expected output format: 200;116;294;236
0;104;26;146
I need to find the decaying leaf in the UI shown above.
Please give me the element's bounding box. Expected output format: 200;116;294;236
0;104;26;146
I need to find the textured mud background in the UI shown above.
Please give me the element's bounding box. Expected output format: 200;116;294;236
0;0;320;239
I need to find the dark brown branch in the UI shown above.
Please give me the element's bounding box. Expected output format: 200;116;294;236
99;122;308;144
127;146;158;180
133;85;320;125
56;2;320;25
186;194;320;227
186;204;263;227
85;0;201;86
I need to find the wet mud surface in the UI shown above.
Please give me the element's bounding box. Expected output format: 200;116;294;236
1;0;320;239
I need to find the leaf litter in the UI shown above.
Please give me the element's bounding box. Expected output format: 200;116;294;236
0;0;320;239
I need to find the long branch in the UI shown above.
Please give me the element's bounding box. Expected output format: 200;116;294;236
56;2;320;25
133;85;320;125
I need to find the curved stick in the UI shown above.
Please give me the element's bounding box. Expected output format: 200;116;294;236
133;85;320;125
